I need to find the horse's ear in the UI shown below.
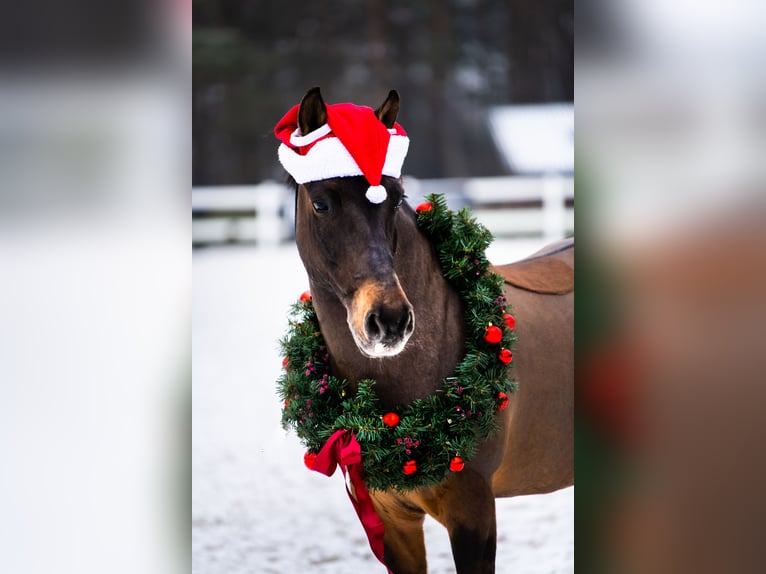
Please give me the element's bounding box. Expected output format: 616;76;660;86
375;90;400;129
298;87;328;135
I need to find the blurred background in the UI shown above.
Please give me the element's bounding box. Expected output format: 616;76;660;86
192;2;574;574
0;2;190;574
577;1;766;573
193;0;572;184
192;0;573;248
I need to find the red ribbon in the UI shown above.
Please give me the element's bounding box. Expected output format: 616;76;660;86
310;429;391;573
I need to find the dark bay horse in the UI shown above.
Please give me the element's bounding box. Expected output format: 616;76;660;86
288;88;573;574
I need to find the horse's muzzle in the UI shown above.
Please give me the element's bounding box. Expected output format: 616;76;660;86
365;303;413;346
347;279;414;358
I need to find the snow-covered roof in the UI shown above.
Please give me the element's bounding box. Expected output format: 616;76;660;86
488;104;574;174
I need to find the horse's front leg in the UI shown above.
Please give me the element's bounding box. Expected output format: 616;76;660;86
447;504;496;574
424;471;498;574
371;490;428;574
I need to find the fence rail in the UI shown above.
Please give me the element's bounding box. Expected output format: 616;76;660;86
192;176;573;247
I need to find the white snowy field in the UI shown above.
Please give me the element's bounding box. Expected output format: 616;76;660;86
192;240;573;574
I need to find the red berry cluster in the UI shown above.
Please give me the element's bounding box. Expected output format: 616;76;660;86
469;256;483;276
455;404;474;418
396;435;421;456
316;373;330;394
301;398;314;423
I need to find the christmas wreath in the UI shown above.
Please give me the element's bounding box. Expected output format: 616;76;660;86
277;193;517;491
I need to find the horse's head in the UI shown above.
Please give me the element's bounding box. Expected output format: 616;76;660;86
280;87;414;358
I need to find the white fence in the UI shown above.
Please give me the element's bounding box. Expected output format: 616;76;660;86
192;176;573;247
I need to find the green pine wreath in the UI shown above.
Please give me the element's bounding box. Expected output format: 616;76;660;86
277;193;517;491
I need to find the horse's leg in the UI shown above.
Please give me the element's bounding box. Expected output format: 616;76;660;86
421;470;498;574
371;491;428;574
447;504;496;574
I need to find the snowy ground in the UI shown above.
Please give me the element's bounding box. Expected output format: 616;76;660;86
192;240;573;574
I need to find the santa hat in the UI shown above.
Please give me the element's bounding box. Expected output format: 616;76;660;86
274;101;409;204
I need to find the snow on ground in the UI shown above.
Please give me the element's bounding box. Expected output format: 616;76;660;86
192;241;573;574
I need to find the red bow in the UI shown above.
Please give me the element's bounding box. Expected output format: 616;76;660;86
310;429;391;573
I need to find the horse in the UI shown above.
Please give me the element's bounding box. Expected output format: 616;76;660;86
285;87;573;574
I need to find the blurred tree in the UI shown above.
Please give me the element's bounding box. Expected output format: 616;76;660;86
506;0;574;102
192;0;572;185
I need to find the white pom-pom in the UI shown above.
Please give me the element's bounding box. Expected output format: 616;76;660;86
365;185;388;204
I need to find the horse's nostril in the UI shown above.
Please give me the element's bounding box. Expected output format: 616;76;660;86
404;310;414;335
398;309;414;336
364;305;413;344
366;313;381;339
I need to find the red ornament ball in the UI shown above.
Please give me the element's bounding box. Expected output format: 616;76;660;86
299;290;312;302
484;325;503;344
403;460;418;475
282;356;289;368
382;412;400;427
496;391;509;411
449;456;465;472
415;202;433;213
503;313;516;330
304;451;317;470
498;348;513;365
284;399;290;407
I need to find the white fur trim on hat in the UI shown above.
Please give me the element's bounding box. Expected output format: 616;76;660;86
289;124;332;147
365;185;388;204
278;135;410;185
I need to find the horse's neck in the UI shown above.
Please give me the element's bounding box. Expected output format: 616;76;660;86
310;206;465;408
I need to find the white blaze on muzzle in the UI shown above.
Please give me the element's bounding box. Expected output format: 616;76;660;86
345;278;414;358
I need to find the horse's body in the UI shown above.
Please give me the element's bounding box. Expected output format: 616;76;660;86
285;88;573;574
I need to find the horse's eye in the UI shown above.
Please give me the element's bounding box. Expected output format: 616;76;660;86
311;200;329;214
394;195;405;209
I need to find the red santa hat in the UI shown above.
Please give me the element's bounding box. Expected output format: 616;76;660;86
274;101;409;204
